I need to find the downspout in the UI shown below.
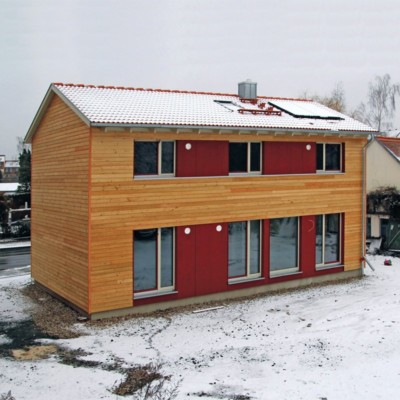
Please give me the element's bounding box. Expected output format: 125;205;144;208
361;134;375;273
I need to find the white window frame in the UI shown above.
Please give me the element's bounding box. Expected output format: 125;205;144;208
134;140;176;178
316;214;342;270
134;227;175;299
229;142;262;175
317;143;342;173
228;220;262;283
269;217;300;278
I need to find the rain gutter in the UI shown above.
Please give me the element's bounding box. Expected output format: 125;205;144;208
91;122;373;137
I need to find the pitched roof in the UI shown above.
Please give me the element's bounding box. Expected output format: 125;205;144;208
26;82;376;142
376;136;400;162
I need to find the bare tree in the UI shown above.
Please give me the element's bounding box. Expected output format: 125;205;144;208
354;74;400;133
302;82;346;113
16;136;31;155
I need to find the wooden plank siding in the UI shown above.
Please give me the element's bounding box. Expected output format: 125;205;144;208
31;95;90;312
90;128;367;313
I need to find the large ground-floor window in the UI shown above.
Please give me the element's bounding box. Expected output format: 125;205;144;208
228;220;262;281
270;217;299;276
134;227;174;296
316;214;341;268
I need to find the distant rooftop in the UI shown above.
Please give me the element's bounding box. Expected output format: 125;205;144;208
376;136;400;162
5;161;19;168
0;182;19;193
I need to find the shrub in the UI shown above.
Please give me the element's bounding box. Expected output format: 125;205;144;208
113;363;180;399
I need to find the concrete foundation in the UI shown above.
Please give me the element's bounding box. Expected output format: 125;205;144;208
90;268;363;320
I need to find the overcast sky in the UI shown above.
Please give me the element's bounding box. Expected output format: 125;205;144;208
1;0;400;158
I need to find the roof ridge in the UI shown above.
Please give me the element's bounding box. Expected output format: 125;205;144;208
52;82;311;102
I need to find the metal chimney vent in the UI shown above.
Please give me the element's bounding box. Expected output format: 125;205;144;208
238;79;257;100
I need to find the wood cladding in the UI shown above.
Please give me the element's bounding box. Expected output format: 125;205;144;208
31;92;368;315
31;95;90;312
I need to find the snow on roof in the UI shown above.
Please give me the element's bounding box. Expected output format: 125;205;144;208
0;182;19;192
376;136;400;161
5;161;19;168
50;83;375;134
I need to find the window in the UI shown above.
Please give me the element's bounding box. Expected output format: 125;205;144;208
134;141;175;176
316;214;341;268
134;227;175;296
380;218;389;247
228;220;261;281
229;142;261;174
317;143;342;172
270;217;299;276
367;217;371;238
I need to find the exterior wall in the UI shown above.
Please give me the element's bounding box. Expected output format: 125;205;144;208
176;140;229;177
263;142;316;174
31;95;90;312
367;140;400;192
368;214;384;238
90;128;366;314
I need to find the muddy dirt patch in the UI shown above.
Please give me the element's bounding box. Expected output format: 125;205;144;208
21;283;82;339
11;344;58;360
0;319;57;357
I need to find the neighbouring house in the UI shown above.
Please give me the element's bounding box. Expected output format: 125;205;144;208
0;155;5;178
0;182;30;237
0;156;19;182
25;80;375;319
366;136;400;251
3;160;19;182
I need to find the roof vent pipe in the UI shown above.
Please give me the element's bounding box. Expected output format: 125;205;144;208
238;79;257;100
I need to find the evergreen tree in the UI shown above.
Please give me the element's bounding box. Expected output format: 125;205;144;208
15;148;31;208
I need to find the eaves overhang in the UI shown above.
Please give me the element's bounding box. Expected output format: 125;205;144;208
94;122;374;138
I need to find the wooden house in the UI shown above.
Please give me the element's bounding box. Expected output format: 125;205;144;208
25;80;375;319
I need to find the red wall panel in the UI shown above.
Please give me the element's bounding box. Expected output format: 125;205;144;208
176;140;229;177
175;225;197;299
195;223;228;296
300;215;316;277
263;142;316;175
262;219;270;279
176;141;197;177
342;143;346;172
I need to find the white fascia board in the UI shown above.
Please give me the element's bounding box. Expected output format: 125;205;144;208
24;84;91;144
24;84;54;143
51;85;91;127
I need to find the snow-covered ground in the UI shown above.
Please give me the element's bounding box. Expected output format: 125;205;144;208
0;240;31;250
1;255;400;399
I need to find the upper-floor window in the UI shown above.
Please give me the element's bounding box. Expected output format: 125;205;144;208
134;141;175;176
229;142;261;174
317;143;342;172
